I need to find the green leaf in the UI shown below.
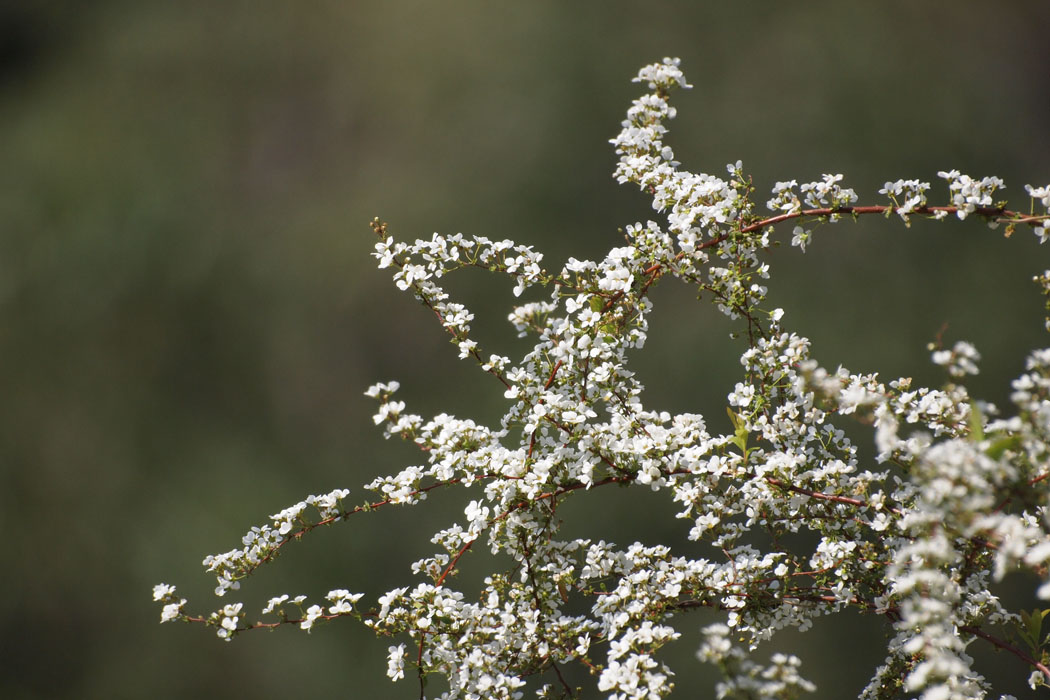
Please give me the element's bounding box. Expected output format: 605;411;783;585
986;434;1022;460
968;401;984;442
726;407;740;431
726;407;749;457
1019;609;1046;652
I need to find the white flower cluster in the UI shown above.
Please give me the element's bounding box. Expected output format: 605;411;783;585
211;602;243;641
698;624;816;698
1026;185;1050;243
931;340;982;378
152;583;186;623
879;178;931;223
158;59;1050;698
764;175;857;217
938;170;1006;223
195;487;352;600
766;175;857;252
800;173;858;212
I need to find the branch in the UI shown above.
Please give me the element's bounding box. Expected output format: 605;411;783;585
961;624;1050;683
741;204;1035;235
764;476;901;514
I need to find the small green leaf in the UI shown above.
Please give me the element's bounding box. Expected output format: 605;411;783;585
726;407;740;431
726;408;749;457
986;434;1022;460
1019;609;1046;652
968;401;984;441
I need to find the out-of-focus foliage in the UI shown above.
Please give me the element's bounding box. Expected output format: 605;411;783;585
2;2;1048;698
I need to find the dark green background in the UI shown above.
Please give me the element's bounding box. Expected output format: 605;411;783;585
3;1;1049;697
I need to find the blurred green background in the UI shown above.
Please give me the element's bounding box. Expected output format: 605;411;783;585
3;1;1049;697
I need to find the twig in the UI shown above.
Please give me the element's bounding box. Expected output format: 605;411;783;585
961;625;1050;683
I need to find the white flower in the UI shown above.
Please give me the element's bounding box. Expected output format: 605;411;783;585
364;381;400;398
386;644;407;681
300;604;324;631
790;226;810;252
931;340;981;377
1025;183;1050;209
262;595;289;615
152;583;176;602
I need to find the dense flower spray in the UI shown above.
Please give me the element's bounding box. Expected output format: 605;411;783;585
156;58;1050;700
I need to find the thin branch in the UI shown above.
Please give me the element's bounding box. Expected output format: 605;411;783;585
740;204;1035;235
962;625;1050;683
764;476;897;512
435;539;475;586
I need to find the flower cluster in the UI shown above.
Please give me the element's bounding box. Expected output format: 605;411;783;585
211;602;243;641
879;178;931;223
195;487;352;600
152;583;186;624
931;340;982;378
766;175;857;251
1027;185;1050;243
157;59;1050;699
938;170;1006;223
800;173;858;212
698;624;816;698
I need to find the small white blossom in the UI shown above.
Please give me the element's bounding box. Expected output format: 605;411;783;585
931;340;981;377
300;604;325;631
262;594;289;615
387;643;407;681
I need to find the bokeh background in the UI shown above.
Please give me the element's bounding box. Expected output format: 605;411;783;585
3;1;1049;698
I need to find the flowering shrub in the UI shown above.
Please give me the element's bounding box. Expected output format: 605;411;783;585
155;58;1050;699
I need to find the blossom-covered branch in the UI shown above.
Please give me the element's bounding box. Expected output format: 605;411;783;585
156;57;1050;700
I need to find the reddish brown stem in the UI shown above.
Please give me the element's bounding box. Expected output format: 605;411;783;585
741;204;1025;235
544;360;563;390
435;539;475;586
764;476;875;510
962;625;1050;683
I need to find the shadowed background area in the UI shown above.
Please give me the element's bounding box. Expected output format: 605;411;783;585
2;1;1049;697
